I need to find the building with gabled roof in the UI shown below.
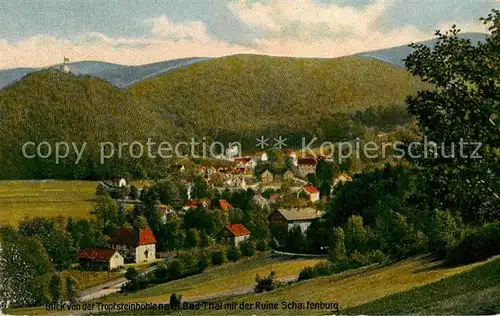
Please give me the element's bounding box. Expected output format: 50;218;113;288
109;226;157;263
269;207;323;234
218;223;251;246
78;248;124;271
303;185;320;202
217;199;232;211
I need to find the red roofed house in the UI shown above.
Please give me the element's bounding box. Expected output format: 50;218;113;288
303;185;320;202
219;224;251;247
297;158;317;177
217;199;232;211
110;177;127;187
109;226;157;263
78;248;124;271
234;157;254;170
183;199;208;211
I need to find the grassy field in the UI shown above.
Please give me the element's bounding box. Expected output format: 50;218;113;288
170;256;498;316
61;270;122;291
0;180;98;225
102;254;324;304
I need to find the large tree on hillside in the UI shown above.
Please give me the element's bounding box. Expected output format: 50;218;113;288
404;10;499;223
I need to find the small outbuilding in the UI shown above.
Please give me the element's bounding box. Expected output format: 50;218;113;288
78;248;124;271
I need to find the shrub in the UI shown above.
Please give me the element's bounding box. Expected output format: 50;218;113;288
197;252;211;272
328;227;346;262
227;245;242;261
177;252;198;275
169;293;182;309
367;250;387;264
298;267;314;281
124;267;138;281
256;239;268;251
254;271;276;293
447;221;500;265
428;210;465;258
313;261;331;277
211;251;227;265
154;264;169;282
240;240;256;257
348;251;369;267
95;184;107;196
167;260;186;280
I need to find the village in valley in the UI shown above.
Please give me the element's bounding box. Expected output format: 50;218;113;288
83;146;352;272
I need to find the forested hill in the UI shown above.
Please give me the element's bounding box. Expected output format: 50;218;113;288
0;70;181;179
128;55;428;146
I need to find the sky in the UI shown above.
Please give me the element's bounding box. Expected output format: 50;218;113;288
1;0;498;69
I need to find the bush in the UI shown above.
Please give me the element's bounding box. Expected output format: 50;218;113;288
167;260;187;280
197;252;211;272
211;251;227;265
256;239;268;251
240;241;256;257
367;250;387;264
154;264;169;282
254;271;276;293
124;267;138;281
348;251;369;267
447;221;500;265
95;184;107;196
177;252;198;275
313;261;331;277
227;245;242;261
169;293;182;309
428;210;465;258
298;267;314;281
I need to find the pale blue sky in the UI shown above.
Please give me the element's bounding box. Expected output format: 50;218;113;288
1;0;498;69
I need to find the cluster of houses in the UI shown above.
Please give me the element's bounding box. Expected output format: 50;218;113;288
81;150;351;271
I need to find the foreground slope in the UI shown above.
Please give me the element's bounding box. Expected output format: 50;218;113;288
0;70;179;179
129;55;428;145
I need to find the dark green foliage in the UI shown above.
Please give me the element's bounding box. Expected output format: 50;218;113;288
256;239;269;251
226;245;242;262
211;251;227;265
169;293;182;309
197;251;211;272
298;267;315;281
124;267;138;281
447;221;500;265
240;240;256;257
285;226;307;253
49;274;62;303
404;10;499;224
254;271;277;293
65;276;78;303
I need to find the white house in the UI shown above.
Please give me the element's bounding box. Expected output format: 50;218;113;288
110;177;127;187
219;224;251;247
109;226;157;263
78;248;124;271
302;185;320;202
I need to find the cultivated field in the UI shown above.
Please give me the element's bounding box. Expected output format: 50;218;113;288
0;180;98;225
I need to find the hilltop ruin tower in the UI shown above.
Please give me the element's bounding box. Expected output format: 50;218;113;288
60;57;71;74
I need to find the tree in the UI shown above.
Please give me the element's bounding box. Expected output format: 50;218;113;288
49;274;62;303
344;215;370;254
328;227;346;262
124;267;138;281
404;10;500;223
169;293;182;309
285;226;306;253
185;228;200;249
91;196;120;235
226;245;242;261
129;185;139;200
65;276;78;303
428;210;465;258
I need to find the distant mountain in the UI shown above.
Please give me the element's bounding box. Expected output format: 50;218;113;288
355;32;488;67
0;57;212;89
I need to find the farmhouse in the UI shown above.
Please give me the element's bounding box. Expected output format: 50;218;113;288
219;223;250;247
183;199;208;210
109;226;157;263
303;185;320;202
269;208;323;234
78;248;124;271
297;158;317;177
